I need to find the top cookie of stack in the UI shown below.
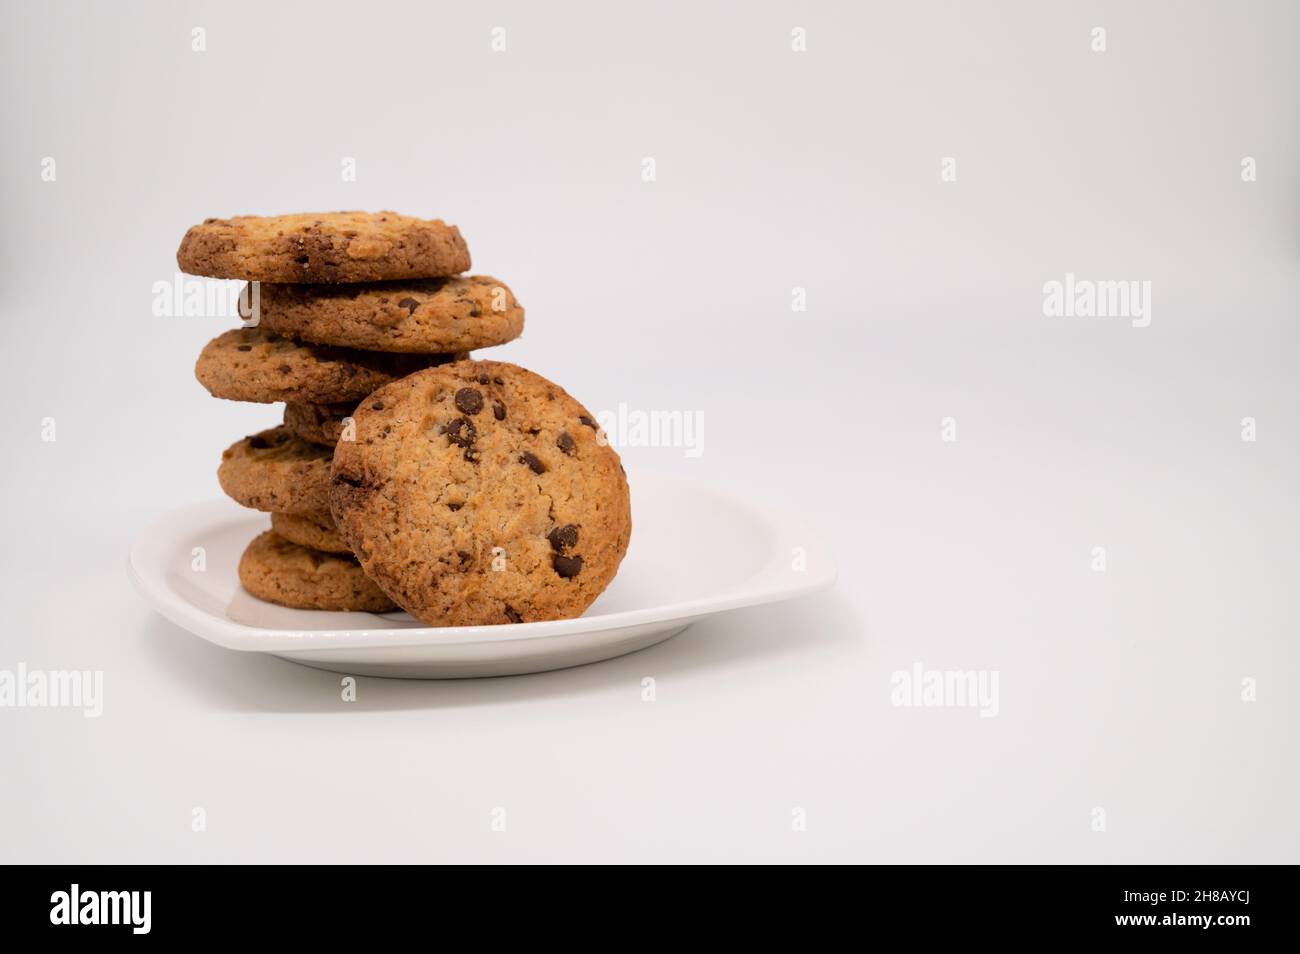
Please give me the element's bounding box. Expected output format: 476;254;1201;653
178;210;470;283
178;211;526;612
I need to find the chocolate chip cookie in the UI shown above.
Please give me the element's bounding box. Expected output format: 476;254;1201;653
270;511;351;554
177;211;470;283
195;327;463;404
329;360;632;626
281;400;358;447
218;427;331;515
238;530;396;612
256;276;524;354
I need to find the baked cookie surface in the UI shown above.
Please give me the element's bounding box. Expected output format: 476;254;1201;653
238;530;396;612
196;327;460;404
329;360;631;626
270;510;350;554
257;276;523;353
177;211;470;283
282;400;358;446
218;426;331;515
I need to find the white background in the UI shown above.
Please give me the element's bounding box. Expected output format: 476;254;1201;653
1;0;1296;862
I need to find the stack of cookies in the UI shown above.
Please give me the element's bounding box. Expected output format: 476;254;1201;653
177;211;631;625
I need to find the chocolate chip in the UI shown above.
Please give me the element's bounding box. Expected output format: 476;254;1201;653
294;255;309;265
477;374;489;385
492;401;506;421
454;388;484;415
370;400;384;410
547;524;579;552
552;554;583;578
579;415;597;430
557;432;575;456
447;502;463;512
504;606;523;624
469;304;481;317
442;417;476;448
397;297;419;314
236;344;252;352
334;472;364;488
277;363;291;374
493;377;504;385
457;550;472;565
519;452;545;474
248;434;272;449
463;447;480;463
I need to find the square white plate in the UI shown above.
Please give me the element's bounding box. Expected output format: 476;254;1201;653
128;470;835;678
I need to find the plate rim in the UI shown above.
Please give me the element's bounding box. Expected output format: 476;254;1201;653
128;470;837;653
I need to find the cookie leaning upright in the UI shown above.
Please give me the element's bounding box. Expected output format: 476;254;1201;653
329;360;632;626
177;211;470;283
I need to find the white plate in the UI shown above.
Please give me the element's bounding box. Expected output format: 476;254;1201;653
128;471;836;678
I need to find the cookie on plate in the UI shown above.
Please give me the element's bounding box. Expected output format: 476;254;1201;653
256;276;523;354
330;360;632;626
282;400;358;447
195;327;462;404
270;511;351;554
238;530;396;612
177;211;470;283
218;427;331;515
